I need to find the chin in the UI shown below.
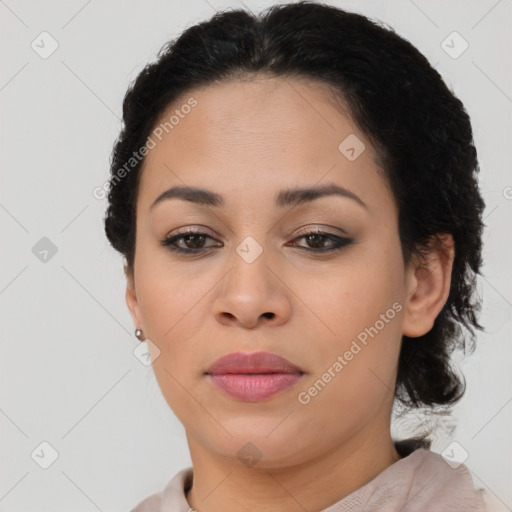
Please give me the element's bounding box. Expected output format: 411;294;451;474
200;427;313;468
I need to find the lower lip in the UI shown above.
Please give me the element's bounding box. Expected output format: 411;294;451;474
208;373;303;402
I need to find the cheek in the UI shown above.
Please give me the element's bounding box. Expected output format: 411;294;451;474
134;276;201;387
294;247;403;343
136;251;202;330
294;246;404;399
137;269;206;417
296;312;402;437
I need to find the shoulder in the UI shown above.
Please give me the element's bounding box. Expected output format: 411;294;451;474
398;448;488;511
129;467;194;512
130;492;161;512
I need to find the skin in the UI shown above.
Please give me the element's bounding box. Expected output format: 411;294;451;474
125;75;454;512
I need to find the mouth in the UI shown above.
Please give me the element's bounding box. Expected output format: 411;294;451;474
206;372;304;402
205;350;304;375
205;351;305;402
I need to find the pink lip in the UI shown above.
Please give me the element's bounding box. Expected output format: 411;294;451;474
205;351;305;402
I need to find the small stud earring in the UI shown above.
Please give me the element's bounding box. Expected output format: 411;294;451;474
135;328;145;342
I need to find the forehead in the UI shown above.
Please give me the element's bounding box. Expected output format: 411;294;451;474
137;75;391;212
155;75;357;151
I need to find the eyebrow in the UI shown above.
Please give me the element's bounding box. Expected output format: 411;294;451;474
149;183;367;211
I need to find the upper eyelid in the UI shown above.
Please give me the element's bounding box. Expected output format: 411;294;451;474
166;223;349;236
165;226;347;240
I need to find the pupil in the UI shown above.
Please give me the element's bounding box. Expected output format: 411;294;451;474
308;234;323;247
186;234;204;248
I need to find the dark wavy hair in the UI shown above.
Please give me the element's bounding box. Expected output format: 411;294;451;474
104;1;486;426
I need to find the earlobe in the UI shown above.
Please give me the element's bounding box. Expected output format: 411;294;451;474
402;234;454;338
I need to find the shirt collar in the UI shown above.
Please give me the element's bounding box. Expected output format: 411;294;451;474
155;447;487;512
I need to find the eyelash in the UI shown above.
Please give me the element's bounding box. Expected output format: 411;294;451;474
160;227;353;255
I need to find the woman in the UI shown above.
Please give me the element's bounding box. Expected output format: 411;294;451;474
104;1;489;510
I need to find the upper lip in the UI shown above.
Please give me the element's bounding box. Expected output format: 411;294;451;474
205;351;304;375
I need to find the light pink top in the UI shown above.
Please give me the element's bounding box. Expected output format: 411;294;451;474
131;447;488;512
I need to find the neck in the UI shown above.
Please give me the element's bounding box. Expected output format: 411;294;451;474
185;423;401;512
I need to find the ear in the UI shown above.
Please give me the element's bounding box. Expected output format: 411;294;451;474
125;263;143;331
402;234;454;338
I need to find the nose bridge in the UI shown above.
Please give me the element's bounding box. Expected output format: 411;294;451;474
224;201;274;264
230;232;274;291
212;231;291;327
225;202;291;287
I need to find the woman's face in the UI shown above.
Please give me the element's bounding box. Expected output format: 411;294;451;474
126;76;426;467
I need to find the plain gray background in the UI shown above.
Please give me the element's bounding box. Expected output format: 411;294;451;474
1;0;511;510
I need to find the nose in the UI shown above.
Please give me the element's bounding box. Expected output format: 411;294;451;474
212;254;292;329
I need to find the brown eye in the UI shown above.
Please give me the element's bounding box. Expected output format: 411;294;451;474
161;230;220;253
302;232;332;249
160;228;353;255
290;230;353;252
